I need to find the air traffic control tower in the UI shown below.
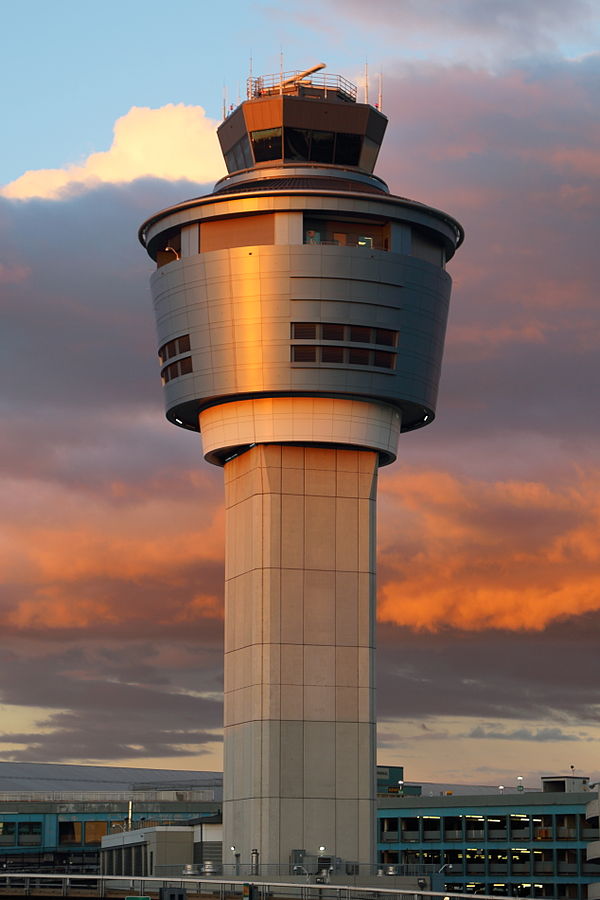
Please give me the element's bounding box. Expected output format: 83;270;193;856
139;64;463;874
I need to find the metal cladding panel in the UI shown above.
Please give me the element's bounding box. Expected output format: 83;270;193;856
283;97;375;133
149;243;452;432
242;95;283;132
216;106;247;155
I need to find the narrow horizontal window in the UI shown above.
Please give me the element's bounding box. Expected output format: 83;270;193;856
348;347;371;365
292;323;317;340
349;326;371;343
373;351;396;369
292;345;317;362
375;328;396;347
161;356;193;383
179;356;193;376
158;334;191;364
322;323;344;341
321;345;345;363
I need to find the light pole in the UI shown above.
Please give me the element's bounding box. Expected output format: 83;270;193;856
230;846;240;877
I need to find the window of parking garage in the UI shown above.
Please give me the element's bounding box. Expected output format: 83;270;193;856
84;822;107;845
0;822;16;845
59;822;82;845
18;822;42;845
303;216;388;250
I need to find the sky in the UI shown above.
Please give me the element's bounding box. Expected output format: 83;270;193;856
1;0;599;787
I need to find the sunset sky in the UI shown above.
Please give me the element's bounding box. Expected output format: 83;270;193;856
1;0;599;787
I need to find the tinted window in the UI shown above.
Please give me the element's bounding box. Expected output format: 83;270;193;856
375;329;396;346
284;128;311;162
348;348;371;365
321;346;344;363
374;351;395;369
292;323;317;339
251;128;282;162
334;133;362;166
292;346;317;362
310;131;334;164
322;324;344;341
349;326;371;343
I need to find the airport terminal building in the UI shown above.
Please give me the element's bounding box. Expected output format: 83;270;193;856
2;763;600;898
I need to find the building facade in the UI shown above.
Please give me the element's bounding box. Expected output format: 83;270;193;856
139;63;463;871
0;763;221;874
377;777;600;898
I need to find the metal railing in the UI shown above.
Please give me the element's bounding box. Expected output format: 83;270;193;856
0;872;526;900
0;790;215;802
247;72;357;103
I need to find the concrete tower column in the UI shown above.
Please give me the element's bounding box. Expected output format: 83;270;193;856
222;443;376;866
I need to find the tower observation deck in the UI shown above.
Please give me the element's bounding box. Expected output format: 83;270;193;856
139;63;463;875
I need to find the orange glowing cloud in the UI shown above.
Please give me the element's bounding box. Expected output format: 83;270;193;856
377;467;600;632
1;104;227;200
0;475;225;634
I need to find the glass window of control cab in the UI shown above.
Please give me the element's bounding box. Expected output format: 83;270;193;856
250;128;282;163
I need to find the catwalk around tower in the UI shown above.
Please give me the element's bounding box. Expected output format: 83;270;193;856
139;64;463;874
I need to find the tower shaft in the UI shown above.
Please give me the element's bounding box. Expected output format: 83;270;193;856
223;443;377;867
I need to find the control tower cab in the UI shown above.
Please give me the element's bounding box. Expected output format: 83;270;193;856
139;64;463;874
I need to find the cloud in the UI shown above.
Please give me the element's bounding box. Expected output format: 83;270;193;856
375;615;600;725
1;105;226;200
0;642;223;764
378;467;600;632
315;0;600;65
467;725;582;742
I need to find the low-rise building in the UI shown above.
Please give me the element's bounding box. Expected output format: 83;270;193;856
0;762;221;873
377;775;600;898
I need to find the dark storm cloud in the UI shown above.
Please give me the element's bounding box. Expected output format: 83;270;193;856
0;179;209;412
376;615;600;724
0;641;223;762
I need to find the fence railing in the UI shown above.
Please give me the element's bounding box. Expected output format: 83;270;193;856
0;872;529;900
